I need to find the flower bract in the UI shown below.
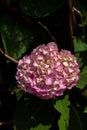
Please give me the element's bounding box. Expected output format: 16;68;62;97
16;42;80;99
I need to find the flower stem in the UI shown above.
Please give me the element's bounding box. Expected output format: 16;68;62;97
38;21;57;43
0;48;18;64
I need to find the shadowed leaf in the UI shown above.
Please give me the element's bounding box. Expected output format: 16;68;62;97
54;95;70;130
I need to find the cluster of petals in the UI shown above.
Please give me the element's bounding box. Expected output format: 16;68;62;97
16;42;80;99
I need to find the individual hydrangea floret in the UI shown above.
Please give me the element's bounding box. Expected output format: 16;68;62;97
16;42;80;99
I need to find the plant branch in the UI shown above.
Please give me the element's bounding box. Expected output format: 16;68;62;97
73;7;85;34
38;21;57;43
68;0;74;53
0;48;18;64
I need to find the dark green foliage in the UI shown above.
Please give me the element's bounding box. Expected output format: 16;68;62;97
15;94;56;130
18;0;65;18
54;95;70;130
0;0;87;130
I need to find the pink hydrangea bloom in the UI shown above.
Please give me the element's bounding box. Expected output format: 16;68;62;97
16;42;80;100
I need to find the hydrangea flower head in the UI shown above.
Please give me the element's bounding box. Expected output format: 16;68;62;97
16;42;80;99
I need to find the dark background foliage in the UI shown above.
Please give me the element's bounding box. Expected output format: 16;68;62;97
0;0;87;130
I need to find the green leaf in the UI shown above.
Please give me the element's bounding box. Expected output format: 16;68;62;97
68;104;83;130
18;0;65;18
15;95;56;130
74;53;83;68
4;0;14;4
30;124;50;130
76;66;87;89
80;112;87;130
14;125;17;130
73;37;87;52
0;13;35;60
0;12;50;60
54;95;70;130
